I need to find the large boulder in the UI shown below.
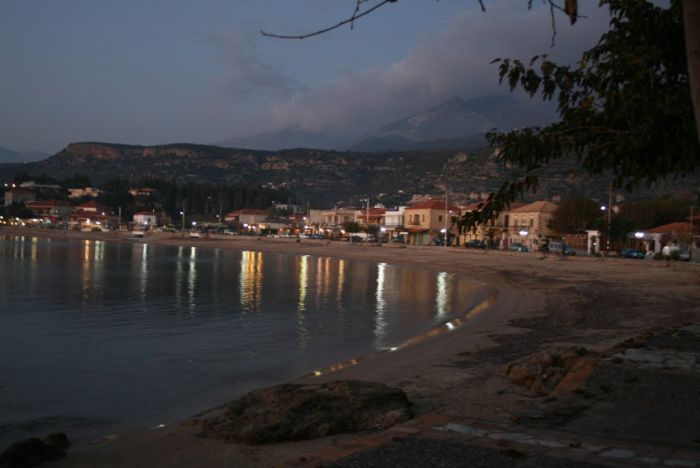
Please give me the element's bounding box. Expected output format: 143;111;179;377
199;380;412;444
503;347;597;396
0;433;70;468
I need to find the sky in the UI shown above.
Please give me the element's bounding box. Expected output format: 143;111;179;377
0;0;611;153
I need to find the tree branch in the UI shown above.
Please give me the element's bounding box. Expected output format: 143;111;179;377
260;0;396;40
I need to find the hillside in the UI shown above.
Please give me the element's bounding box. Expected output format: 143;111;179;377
0;142;695;207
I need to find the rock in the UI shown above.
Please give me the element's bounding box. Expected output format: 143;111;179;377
503;347;596;396
199;380;412;444
0;433;70;468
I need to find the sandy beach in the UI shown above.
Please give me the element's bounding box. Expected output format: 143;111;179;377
4;227;700;467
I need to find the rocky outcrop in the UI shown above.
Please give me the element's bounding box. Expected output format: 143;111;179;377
503;347;598;396
0;433;70;468
198;380;412;444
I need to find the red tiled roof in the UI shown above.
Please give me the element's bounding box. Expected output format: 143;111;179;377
77;200;110;210
405;200;460;212
226;209;268;216
358;208;386;217
646;222;696;235
26;199;70;208
508;200;558;214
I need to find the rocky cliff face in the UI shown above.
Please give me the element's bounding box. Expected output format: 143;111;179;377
11;142;693;207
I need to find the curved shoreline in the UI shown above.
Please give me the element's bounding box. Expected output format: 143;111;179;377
4;226;700;467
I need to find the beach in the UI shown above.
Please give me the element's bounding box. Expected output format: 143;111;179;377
4;227;700;467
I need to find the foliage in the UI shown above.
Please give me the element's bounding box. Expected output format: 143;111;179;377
465;0;699;227
619;196;694;230
6;203;34;219
92;176;296;221
63;174;91;189
549;195;601;233
592;214;635;244
365;224;380;235
343;221;361;233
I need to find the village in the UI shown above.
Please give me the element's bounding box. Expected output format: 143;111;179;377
2;179;698;260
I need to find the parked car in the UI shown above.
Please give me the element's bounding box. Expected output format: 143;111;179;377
679;251;691;261
350;235;363;243
433;237;453;246
508;242;529;252
466;239;486;249
619;248;645;259
548;241;576;256
189;231;202;238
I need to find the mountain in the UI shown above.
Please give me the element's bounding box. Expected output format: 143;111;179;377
349;96;554;151
217;126;353;151
0;146;50;164
1;141;691;208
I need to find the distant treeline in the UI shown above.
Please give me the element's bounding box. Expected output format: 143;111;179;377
4;171;297;221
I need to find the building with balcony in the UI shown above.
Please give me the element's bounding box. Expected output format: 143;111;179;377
404;199;460;245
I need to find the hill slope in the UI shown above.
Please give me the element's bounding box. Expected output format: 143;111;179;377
2;141;690;207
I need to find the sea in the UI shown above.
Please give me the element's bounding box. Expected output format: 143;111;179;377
0;235;487;445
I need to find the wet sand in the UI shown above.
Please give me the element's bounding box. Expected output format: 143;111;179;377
3;227;700;467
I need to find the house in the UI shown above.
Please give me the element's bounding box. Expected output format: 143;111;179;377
25;200;73;223
70;201;117;229
508;200;558;251
133;211;158;228
128;187;158;199
644;222;698;254
459;202;527;249
356;207;386;228
224;209;268;228
383;206;406;239
404;199;460;245
75;200;111;213
68;187;101;199
3;188;36;206
18;181;62;192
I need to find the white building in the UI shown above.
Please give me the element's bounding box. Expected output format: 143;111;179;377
133;211;157;227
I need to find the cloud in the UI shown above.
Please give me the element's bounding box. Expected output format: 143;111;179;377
259;3;610;137
207;31;307;102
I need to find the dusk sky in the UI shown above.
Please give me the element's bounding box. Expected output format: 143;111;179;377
0;1;611;153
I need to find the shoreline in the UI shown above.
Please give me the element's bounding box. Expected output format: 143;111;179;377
4;226;700;466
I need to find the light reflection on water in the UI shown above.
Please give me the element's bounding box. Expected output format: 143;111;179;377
0;236;488;446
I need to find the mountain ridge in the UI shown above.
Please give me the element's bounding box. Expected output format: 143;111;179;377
0;141;691;208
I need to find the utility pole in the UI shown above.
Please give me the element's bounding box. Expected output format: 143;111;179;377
691;205;695;261
606;182;613;252
366;195;370;242
218;202;223;230
181;200;186;232
444;188;448;248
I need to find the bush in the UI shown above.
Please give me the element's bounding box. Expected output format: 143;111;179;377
653;252;665;261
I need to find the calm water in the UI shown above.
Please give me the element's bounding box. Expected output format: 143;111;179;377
0;236;487;445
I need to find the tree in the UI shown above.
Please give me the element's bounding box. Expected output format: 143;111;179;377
343;221;361;234
549;195;600;234
467;0;699;227
620;197;694;230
